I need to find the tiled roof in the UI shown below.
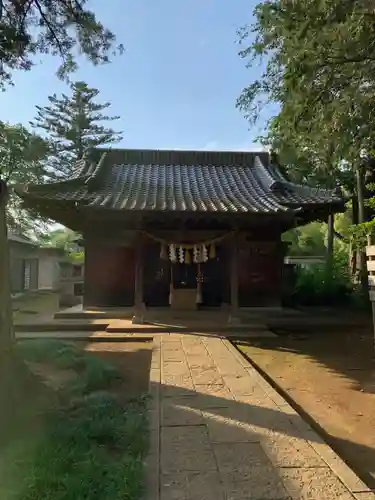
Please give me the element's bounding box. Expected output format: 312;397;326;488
16;148;344;215
8;233;37;246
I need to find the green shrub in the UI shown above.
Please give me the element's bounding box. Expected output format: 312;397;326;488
292;251;353;306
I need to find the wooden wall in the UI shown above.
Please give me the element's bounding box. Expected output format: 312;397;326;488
237;236;284;307
84;244;135;307
82;229;286;309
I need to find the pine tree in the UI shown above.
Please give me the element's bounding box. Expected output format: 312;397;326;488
0;0;122;373
32;81;123;176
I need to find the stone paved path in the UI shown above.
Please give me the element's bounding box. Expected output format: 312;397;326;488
146;333;375;500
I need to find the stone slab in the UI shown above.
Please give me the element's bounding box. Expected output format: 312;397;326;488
161;426;217;473
146;333;374;500
193;383;234;408
203;407;260;443
161;397;203;427
221;469;290;500
262;435;327;468
160;471;225;500
280;467;356;499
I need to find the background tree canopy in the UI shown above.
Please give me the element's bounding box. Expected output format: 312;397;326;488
32;81;123;177
0;0;123;87
0;0;123;349
237;0;375;190
0;122;49;232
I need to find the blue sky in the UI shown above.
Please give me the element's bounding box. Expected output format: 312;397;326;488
0;0;270;151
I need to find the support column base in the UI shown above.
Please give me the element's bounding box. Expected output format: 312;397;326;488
132;303;146;325
132;314;144;325
228;313;241;325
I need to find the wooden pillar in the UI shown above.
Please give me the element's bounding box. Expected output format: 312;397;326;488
229;233;240;323
132;238;145;324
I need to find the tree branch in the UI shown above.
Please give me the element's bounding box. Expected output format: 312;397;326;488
334;230;349;243
34;0;65;56
20;0;34;28
326;53;375;65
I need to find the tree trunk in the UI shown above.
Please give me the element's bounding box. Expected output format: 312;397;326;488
356;164;369;295
350;197;358;277
0;179;14;351
0;179;20;432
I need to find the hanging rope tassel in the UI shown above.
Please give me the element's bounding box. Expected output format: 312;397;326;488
202;244;208;262
170;244;177;263
209;243;216;259
193;244;199;263
178;246;184;263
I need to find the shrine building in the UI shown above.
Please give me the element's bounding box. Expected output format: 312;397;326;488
16;148;344;323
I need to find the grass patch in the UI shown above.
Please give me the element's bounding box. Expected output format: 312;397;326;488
0;340;149;500
13;291;60;323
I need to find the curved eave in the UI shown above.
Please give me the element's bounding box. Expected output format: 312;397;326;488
14;154;345;220
15;184;343;216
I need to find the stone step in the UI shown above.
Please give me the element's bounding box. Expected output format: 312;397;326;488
16;331;153;341
15;320;110;332
54;309;133;320
106;320;269;334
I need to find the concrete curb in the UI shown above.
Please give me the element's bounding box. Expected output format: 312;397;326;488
146;336;161;500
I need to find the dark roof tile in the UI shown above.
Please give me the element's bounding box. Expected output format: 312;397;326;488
16;148;344;215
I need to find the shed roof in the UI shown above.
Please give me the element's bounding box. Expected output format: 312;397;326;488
8;233;37;246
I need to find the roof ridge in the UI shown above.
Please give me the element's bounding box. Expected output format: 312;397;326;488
89;147;270;168
85;152;109;192
253;157;287;192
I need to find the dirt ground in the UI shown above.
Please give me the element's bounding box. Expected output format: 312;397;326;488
236;326;375;489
